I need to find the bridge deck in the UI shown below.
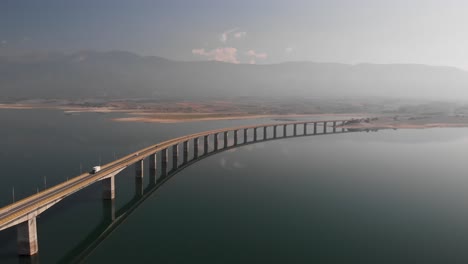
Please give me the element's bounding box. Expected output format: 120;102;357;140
0;119;351;230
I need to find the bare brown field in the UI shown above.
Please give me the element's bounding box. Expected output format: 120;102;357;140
112;113;362;123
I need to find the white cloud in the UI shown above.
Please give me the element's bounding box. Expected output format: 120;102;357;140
192;49;204;55
219;33;228;43
234;31;247;39
246;49;268;60
219;28;239;43
192;47;240;64
219;28;246;43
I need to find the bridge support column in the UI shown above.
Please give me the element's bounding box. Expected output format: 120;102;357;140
204;135;209;154
324;122;327;134
17;217;38;256
314;122;317;134
183;141;189;163
149;153;157;172
283;125;287;137
303;123;307;135
273;126;277;138
254;128;257;141
342;121;346;132
172;144;179;170
161;148;168;175
135;178;143;197
234;130;238;145
194;138;199;158
214;133;219;150
149;167;157;186
263;126;267;140
135;159;143;179
244;129;248;143
102;176;115;200
333;121;337;133
224;131;228;148
102;199;115;222
293;124;297;136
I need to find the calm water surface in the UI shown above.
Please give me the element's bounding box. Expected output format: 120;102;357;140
1;110;468;263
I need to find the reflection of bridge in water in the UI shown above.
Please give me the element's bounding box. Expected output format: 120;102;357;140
0;119;362;258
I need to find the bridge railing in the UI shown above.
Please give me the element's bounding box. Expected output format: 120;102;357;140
0;119;352;216
0;118;365;256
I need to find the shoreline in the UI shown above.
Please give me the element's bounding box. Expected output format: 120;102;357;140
3;103;468;130
111;113;365;123
342;123;468;130
0;103;366;123
338;116;468;130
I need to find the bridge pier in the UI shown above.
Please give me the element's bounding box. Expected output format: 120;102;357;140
161;148;168;175
135;159;143;179
102;176;115;200
149;167;157;186
172;144;178;170
102;199;115;222
214;133;219;150
193;138;199;158
149;153;157;172
224;131;228;148
183;141;189;163
203;135;209;155
135;178;144;197
17;217;38;256
0;118;367;259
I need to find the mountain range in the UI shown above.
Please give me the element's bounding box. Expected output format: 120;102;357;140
1;50;467;101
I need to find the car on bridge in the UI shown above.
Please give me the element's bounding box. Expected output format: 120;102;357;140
90;166;101;174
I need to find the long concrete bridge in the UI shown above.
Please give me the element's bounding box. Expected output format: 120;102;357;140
0;119;355;256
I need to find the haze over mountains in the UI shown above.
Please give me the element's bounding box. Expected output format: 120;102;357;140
1;50;467;101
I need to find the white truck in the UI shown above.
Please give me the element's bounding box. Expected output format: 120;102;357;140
90;166;101;174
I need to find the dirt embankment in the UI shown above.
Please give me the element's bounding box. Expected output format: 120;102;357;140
340;116;468;130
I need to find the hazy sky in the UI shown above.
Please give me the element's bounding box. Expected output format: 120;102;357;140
1;0;468;68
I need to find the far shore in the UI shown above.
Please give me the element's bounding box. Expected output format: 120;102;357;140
3;102;468;130
343;123;468;130
0;104;134;113
0;103;365;123
0;104;35;109
111;112;365;123
338;116;468;130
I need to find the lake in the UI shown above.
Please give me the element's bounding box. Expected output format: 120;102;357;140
1;109;468;263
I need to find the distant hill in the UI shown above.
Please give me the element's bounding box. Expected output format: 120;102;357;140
1;50;467;100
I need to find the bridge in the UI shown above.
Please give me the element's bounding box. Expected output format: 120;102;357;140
0;119;355;256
